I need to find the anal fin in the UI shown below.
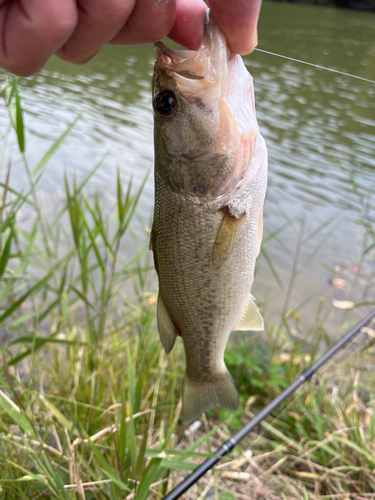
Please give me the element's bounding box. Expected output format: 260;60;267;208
234;294;264;331
157;294;178;354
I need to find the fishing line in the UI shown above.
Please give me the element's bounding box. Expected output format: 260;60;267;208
162;309;375;500
254;48;375;85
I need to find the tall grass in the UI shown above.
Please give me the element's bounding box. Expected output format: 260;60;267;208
0;78;374;499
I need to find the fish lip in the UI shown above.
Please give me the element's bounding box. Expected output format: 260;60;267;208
154;41;207;80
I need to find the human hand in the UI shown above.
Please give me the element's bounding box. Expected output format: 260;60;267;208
169;0;262;56
0;0;262;77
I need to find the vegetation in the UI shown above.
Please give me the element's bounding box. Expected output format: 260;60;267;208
0;78;374;499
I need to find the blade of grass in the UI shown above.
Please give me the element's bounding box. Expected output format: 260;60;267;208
82;430;131;492
14;80;25;153
135;458;162;500
32;116;80;176
0;390;36;439
39;395;73;432
0;222;14;278
260;247;284;290
0;268;55;324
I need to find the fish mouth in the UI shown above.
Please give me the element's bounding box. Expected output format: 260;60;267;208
154;41;206;80
154;9;230;84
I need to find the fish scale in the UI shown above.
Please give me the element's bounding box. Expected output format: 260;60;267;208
151;10;268;422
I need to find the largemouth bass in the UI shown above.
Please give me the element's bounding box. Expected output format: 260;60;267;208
151;10;268;423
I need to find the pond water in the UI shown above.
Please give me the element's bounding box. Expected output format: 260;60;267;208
1;1;375;333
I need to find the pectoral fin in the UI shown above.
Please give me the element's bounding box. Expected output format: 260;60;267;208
234;294;264;331
157;294;178;354
212;208;244;269
257;209;263;257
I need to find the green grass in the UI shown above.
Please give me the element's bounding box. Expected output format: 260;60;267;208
0;78;374;499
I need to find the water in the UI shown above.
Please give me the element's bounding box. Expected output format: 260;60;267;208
1;2;375;331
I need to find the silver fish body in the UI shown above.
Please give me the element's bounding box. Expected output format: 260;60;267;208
151;10;268;422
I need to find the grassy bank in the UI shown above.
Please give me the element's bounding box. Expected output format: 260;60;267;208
0;79;374;499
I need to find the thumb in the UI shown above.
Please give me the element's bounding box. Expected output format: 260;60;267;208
207;0;262;55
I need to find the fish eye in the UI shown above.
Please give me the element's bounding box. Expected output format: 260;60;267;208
153;91;177;118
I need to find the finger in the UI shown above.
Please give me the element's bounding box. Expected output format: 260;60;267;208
0;0;78;76
207;0;262;55
56;0;136;64
167;0;206;50
110;0;176;46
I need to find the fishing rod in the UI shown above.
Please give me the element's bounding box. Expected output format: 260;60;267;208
162;309;375;500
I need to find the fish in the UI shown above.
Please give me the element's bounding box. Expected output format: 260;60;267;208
150;9;268;423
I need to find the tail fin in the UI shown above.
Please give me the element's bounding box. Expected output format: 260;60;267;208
182;370;239;423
